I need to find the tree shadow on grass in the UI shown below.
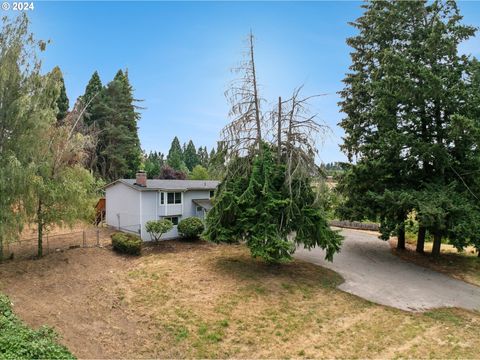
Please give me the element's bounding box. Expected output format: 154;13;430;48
212;252;343;289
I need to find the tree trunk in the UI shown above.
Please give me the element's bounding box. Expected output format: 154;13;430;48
432;231;442;258
0;234;4;261
416;226;426;254
37;200;43;258
277;96;282;162
249;32;262;151
397;225;406;250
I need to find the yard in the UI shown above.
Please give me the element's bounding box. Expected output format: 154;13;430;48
1;238;479;359
390;237;480;287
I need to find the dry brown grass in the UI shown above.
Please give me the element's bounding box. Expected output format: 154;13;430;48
1;239;479;359
390;238;480;287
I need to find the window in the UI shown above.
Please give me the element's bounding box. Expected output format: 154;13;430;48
167;192;182;204
196;206;203;212
160;192;164;205
210;190;215;198
164;216;179;226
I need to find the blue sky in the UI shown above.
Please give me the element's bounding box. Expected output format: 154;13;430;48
19;1;480;163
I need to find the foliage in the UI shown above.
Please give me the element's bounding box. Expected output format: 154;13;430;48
184;140;199;171
207;141;227;180
82;71;102;126
178;217;204;240
111;232;142;255
82;69;142;181
167;136;185;170
159;165;187;180
337;0;480;255
144;151;164;178
54;66;69;122
0;294;74;359
0;15;72;259
206;145;341;263
197;146;209;168
206;33;341;263
145;219;173;241
188;165;210;180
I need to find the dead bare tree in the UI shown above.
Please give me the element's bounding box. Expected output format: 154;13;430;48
276;86;330;195
222;31;264;157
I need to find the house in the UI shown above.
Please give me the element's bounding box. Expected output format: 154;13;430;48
105;171;219;240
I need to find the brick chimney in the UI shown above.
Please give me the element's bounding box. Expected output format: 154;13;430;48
135;170;147;187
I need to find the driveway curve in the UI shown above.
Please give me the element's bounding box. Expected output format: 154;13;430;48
294;228;480;312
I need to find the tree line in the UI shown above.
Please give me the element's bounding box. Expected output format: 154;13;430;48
337;0;480;257
143;137;226;180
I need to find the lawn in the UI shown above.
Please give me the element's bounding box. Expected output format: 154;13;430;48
390;237;480;287
0;239;479;358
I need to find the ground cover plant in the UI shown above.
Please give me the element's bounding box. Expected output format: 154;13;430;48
0;294;74;360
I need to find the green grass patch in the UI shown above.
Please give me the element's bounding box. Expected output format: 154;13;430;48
424;309;465;326
0;294;74;359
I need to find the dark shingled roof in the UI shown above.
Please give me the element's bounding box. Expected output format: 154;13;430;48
106;179;220;191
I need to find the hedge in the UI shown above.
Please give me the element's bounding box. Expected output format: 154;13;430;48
111;232;142;255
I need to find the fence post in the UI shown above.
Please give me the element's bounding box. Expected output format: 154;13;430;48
83;230;86;248
96;229;100;247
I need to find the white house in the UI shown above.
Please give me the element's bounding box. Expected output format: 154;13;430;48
105;171;219;241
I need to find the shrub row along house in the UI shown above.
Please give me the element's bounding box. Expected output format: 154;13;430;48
105;171;219;240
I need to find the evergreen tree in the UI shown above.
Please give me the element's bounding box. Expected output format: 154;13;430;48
206;144;341;262
208;142;227;180
82;71;102;126
144;151;164;178
338;0;478;256
205;33;342;263
54;66;69;122
188;165;209;180
184;140;199;171
167;136;184;170
197;146;209;168
94;70;142;181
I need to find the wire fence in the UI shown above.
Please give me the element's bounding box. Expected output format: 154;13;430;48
3;227;115;260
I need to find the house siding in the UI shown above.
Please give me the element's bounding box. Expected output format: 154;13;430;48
106;183;214;241
105;182;141;235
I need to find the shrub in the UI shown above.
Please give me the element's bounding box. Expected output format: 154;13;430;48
178;217;205;240
145;219;173;241
111;232;142;255
0;294;74;359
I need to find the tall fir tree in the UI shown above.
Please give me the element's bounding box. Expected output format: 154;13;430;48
197;146;209;168
54;66;69;122
94;69;142;181
184;140;199;171
338;0;478;256
167;136;184;170
82;71;103;126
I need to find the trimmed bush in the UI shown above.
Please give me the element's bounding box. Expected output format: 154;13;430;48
111;232;142;255
0;294;74;359
145;219;173;241
178;217;205;240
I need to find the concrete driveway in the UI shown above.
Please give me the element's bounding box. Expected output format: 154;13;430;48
294;228;480;312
